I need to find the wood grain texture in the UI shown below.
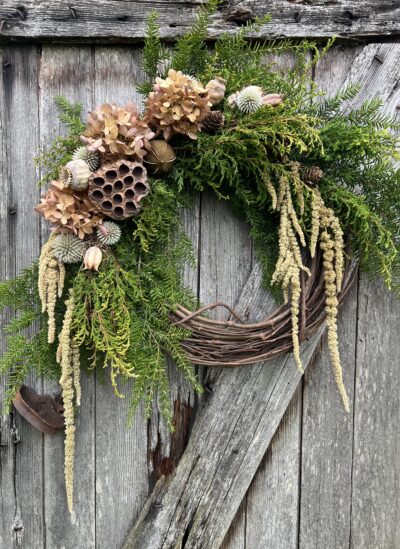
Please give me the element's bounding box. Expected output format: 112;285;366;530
147;192;200;480
0;44;43;549
1;37;400;549
38;45;96;548
298;45;361;549
123;262;329;549
223;53;306;549
0;0;399;43
350;276;400;549
93;47;150;549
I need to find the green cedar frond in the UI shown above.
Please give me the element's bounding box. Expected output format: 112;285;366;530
138;11;169;96
34;97;85;187
169;0;219;76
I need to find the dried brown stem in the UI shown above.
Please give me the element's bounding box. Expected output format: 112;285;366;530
171;251;356;368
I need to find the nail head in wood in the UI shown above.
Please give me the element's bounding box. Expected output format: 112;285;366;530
16;7;27;20
374;54;384;64
69;6;78;19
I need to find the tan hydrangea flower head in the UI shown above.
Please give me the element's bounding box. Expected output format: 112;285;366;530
35;180;103;240
145;69;212;140
81;102;155;159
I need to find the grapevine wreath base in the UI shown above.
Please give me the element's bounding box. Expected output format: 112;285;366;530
1;2;399;516
172;252;357;367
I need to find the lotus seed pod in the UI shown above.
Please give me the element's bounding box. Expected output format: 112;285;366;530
236;86;264;114
65;159;91;191
83;246;103;271
144;140;176;174
88;159;150;220
53;234;86;264
97;221;121;246
205;77;226;106
72;146;101;172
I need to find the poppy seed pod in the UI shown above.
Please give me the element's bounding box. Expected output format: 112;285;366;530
83;246;103;271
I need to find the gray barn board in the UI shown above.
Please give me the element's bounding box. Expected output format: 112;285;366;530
1;3;400;548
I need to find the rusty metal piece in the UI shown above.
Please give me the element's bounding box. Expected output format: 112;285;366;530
12;386;64;435
88;159;150;220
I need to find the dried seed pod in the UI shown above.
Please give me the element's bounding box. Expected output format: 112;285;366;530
83;246;102;271
262;93;283;107
53;234;86;264
205;77;226;106
202;111;225;133
64;159;91;191
72;146;101;172
59;166;73;189
97;221;121;246
236;86;264;113
88;159;150;220
144;140;176;174
303;166;324;186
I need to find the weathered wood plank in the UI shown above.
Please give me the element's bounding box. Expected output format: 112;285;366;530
299;284;358;549
123;261;333;549
198;189;253;320
0;44;44;549
0;0;399;43
0;45;15;549
147;192;200;482
38;45;96;547
225;53;307;549
298;45;361;549
197;184;254;549
350;276;400;549
93;47;150;549
337;44;400;548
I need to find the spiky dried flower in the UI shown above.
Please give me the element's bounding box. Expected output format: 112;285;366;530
53;233;86;264
72;146;101;172
35;180;103;239
97;221;121;246
80;102;155;160
145;69;211;140
236;86;264;113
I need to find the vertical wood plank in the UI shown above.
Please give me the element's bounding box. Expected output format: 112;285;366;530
299;45;362;549
93;47;149;549
197;186;253;547
223;53;308;549
339;43;400;549
350;276;400;549
39;46;96;547
245;390;302;549
0;45;44;548
147;194;200;478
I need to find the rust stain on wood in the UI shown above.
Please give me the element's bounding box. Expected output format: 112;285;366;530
148;397;192;481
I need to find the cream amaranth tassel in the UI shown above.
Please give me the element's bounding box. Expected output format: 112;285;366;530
263;167;349;411
38;235;66;343
319;230;349;412
56;289;81;513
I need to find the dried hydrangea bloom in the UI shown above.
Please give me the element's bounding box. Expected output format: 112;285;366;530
80;102;155;159
145;69;212;140
35;180;103;239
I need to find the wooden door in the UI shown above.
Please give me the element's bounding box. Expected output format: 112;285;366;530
0;3;399;548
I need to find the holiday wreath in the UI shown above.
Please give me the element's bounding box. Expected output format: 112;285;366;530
1;2;400;513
